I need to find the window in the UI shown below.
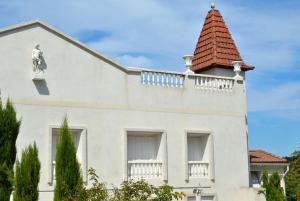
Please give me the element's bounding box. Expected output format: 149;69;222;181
187;135;208;161
125;130;167;180
201;196;214;201
187;196;196;201
185;132;213;180
250;171;261;188
48;126;87;184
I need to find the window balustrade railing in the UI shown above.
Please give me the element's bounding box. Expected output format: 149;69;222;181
128;160;163;179
188;161;209;178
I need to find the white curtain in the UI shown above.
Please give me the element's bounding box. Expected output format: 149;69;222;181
128;135;159;161
187;136;206;161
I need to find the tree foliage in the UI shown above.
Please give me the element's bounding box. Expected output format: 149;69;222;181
285;151;300;201
58;167;185;201
109;179;184;201
84;168;108;201
259;170;286;201
13;142;41;201
54;117;83;201
0;99;21;201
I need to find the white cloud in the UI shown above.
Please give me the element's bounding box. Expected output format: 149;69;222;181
115;54;153;67
248;82;300;112
0;0;299;73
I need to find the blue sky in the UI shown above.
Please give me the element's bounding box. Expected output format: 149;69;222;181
0;0;299;156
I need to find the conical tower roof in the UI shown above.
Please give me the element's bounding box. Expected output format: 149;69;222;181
192;4;254;72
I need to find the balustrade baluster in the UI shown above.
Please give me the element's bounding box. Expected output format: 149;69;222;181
199;77;202;87
157;73;160;86
149;164;152;178
146;72;149;85
146;163;149;178
169;75;173;87
225;80;231;90
141;72;145;84
165;74;169;87
161;74;165;87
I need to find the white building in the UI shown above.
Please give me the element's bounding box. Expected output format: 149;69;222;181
0;4;288;201
249;150;289;191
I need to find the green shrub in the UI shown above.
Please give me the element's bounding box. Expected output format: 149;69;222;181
13;143;41;201
109;179;185;201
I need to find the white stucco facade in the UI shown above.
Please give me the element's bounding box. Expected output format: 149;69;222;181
0;21;265;201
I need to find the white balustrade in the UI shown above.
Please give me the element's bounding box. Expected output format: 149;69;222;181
188;161;209;178
141;71;184;88
128;161;163;179
138;68;235;91
195;76;234;91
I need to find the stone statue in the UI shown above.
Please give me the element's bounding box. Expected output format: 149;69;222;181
32;44;43;73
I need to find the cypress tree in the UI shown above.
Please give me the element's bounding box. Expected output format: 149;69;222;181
54;117;83;201
285;151;300;201
260;170;286;201
0;99;21;201
13;142;41;201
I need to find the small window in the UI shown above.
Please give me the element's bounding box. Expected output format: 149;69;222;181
126;130;167;180
187;134;210;178
49;126;87;184
250;171;261;188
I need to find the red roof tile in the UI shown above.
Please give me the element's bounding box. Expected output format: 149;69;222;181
192;6;254;73
249;150;288;164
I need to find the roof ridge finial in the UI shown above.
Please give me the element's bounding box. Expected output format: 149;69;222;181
211;2;216;10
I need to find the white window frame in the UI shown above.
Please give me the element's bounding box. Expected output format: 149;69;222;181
48;125;87;185
185;130;215;181
124;128;168;181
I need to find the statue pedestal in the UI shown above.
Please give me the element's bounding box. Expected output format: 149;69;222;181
32;72;45;81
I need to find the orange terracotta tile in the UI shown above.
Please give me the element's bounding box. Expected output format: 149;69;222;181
191;8;254;72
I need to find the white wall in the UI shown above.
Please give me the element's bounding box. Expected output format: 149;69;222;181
0;23;256;201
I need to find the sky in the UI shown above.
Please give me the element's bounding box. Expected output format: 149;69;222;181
0;0;299;156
